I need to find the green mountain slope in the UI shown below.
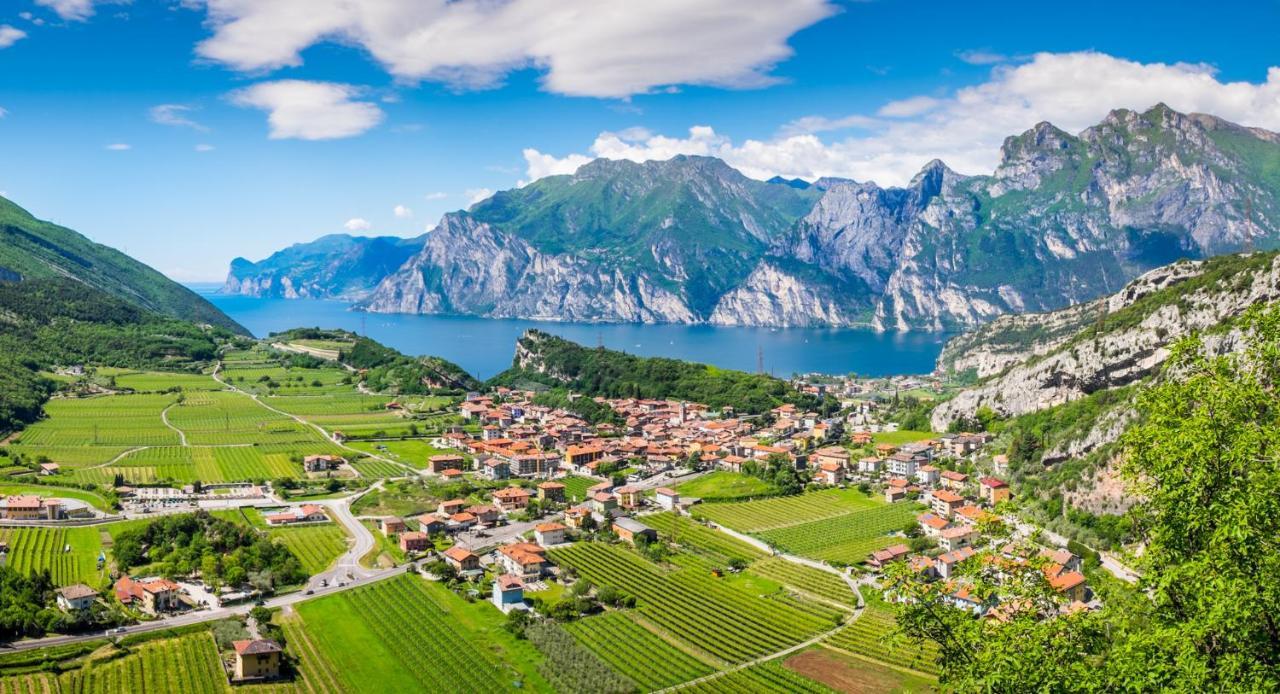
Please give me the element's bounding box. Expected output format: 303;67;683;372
0;195;246;333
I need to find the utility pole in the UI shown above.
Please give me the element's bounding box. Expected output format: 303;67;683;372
596;331;604;350
756;345;764;375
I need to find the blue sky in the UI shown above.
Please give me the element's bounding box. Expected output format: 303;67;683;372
1;0;1279;281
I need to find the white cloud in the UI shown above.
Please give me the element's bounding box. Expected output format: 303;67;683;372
393;204;412;218
423;191;448;200
344;217;372;231
105;143;131;151
466;188;493;205
150;104;208;131
0;25;27;48
523;52;1280;187
230;80;384;140
195;0;837;98
956;49;1009;66
778;114;879;136
0;107;7;119
876;95;941;118
35;0;117;21
195;143;215;152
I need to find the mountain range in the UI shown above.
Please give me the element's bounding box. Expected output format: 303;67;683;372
222;104;1280;331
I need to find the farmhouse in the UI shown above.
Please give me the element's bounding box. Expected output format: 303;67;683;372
438;499;467;516
56;584;99;611
443;545;481;573
115;576;181;615
381;517;406;536
38;462;59;476
264;504;328;526
399;531;430;553
492;574;527;613
303;454;344;472
416;513;448;534
612;517;656;545
654;487;680;511
815;461;845;485
231;639;283;682
868;543;911;568
534;522;568;546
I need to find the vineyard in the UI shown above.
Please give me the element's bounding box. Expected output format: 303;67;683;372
691;489;882;533
267;523;348;575
11;394;179;448
756;504;920;564
563;612;715;690
675;659;835;693
166;392;318;446
295;575;548;692
548;542;836;663
106;370;222;393
748;558;859;608
642;513;765;564
349;458;410;478
0;526;104;586
825;597;941;677
346;439;466;470
56;633;228;694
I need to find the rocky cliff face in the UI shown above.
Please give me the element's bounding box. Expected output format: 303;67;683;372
931;252;1280;432
250;105;1280;329
222;234;424;300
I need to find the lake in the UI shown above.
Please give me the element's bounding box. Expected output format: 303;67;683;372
194;285;949;380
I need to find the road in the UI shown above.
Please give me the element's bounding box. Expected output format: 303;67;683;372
305;483;383;588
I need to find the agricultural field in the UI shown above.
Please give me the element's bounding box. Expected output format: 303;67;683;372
346;438;466;469
103;369;223;393
294;574;552;692
870;430;938;446
556;475;598;502
549;542;838;663
0;525;105;586
0;483;114;512
563;612;715;690
677;659;834;693
782;647;935;693
748;558;859;609
266;523;349;575
166;391;316;446
349;457;411;478
757;503;922;565
692;488;883;533
643;512;766;564
673;471;776;501
10;394;179;448
54;632;228;694
219;365;352;396
825;595;941;677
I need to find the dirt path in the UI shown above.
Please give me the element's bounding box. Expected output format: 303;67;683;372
159;402;187;446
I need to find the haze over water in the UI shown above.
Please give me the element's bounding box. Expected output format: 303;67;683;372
196;285;948;381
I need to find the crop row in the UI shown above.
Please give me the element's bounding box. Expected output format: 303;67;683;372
349;459;409;479
825;601;940;676
642;513;766;564
57;633;226;694
692;489;881;533
563;611;714;690
757;504;919;564
270;524;348;575
677;660;833;693
748;558;859;608
549;543;829;663
0;527;101;586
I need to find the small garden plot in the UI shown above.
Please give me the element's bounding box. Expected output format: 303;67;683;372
643;512;766;564
692;488;882;533
784;647;935;693
564;611;715;691
748;558;859;608
756;503;920;565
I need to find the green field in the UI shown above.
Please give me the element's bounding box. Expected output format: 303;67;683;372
549;542;839;664
643;512;766;564
6;632;232;694
756;503;921;565
557;475;597;502
825;595;941;677
0;525;105;586
11;394;179;448
0;483;114;512
679;659;834;693
294;574;553;692
870;430;938;446
267;523;349;575
692;488;883;533
346;438;464;469
563;611;715;690
106;369;223;393
673;471;776;501
748;558;859;608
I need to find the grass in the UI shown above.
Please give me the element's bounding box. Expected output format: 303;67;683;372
563;611;715;690
557;475;598;502
0;525;106;586
871;430;939;446
267;522;349;575
346;438;466;469
359;520;406;568
692;488;883;533
673;471;777;501
0;483;114;512
294;574;554;693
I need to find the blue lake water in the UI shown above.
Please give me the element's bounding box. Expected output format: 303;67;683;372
194;284;949;381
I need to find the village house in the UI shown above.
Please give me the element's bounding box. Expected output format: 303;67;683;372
438;499;467;516
590;492;618;516
448;512;477;530
953;504;989;527
564;506;592;529
303;454;344;473
482;458;511;481
414;513;446;535
498;542;549;580
654;487;680;511
232;639;283;682
492;574;527;613
929;489;966;518
381;517;406;536
443;545;481;574
264;504;328;526
564;444;604;471
38;462;59;476
614;485;644;510
1040;548;1083;573
816;461;845;485
917;512;950;538
887;452;922;478
466;504;501;527
940;469;968;492
874;443;898;458
810;446;851;470
1046;564;1089;603
399;531;430;553
945;584;990;616
936;546;977;579
915;464;940;486
0;495;63;521
56;584;99;611
868;543;911;569
537;481;565;503
493;487;532;512
980;477;1011;505
440;468;465;481
533;521;568;546
939;525;977;552
858;456;883;474
613;517;657;545
115;576;181;615
429;454;467;474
